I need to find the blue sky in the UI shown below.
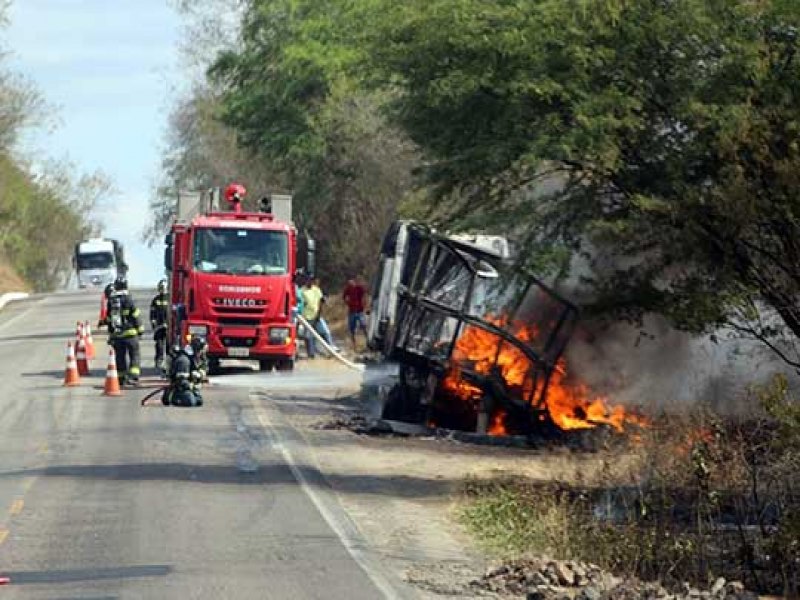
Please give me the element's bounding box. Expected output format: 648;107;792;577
7;1;183;286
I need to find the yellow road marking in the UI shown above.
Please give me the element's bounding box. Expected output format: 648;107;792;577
0;530;8;545
9;499;23;516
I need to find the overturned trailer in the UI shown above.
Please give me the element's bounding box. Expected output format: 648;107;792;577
379;223;579;435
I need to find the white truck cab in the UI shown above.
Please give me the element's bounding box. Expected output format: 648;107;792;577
74;238;125;288
367;221;511;353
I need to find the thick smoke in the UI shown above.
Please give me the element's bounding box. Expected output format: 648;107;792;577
556;251;799;414
564;316;798;414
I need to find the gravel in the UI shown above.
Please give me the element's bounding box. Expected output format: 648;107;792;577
468;558;758;600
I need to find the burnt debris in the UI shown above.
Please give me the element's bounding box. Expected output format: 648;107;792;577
374;222;578;436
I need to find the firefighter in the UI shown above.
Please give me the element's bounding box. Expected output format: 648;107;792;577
106;275;144;386
162;334;206;407
149;279;169;373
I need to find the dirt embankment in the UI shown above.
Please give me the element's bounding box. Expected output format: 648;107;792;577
0;258;30;294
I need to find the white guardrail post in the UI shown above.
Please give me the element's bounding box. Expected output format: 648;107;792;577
0;292;29;311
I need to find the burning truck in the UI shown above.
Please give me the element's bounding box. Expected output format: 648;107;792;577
372;221;645;437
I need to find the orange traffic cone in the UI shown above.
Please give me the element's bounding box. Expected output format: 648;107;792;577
63;341;80;387
102;348;122;396
76;321;84;341
76;337;89;376
84;321;96;360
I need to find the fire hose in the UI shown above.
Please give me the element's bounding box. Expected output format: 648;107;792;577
297;315;365;372
140;386;168;407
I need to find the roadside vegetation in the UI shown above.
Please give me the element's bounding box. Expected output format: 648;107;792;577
157;0;800;368
152;2;800;594
0;7;109;292
459;376;800;596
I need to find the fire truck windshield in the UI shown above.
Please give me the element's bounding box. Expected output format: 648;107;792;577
193;228;288;276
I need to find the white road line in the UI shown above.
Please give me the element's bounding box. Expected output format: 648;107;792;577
251;399;408;600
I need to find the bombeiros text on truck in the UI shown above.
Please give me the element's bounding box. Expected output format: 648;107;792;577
163;183;314;373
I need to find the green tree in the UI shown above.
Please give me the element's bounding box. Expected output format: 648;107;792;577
0;2;107;291
368;0;800;366
206;0;417;283
146;84;287;243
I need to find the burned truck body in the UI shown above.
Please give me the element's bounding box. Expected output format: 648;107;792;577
377;222;578;435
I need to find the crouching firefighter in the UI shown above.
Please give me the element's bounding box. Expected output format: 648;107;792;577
162;335;207;407
107;276;144;386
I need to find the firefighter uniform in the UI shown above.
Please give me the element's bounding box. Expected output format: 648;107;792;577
162;336;206;407
107;289;144;385
149;289;169;370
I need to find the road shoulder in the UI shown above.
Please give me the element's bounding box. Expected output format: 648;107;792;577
251;365;610;599
250;389;418;600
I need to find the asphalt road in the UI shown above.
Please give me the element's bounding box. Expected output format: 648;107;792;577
0;290;397;599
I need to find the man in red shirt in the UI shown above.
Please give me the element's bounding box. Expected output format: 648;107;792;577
342;277;368;351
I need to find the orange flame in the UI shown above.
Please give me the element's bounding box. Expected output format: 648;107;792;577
488;411;508;436
441;317;647;434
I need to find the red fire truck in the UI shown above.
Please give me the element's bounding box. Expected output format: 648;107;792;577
163;185;313;373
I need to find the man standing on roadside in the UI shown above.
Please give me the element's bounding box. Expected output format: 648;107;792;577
302;277;337;357
301;277;322;358
343;276;368;351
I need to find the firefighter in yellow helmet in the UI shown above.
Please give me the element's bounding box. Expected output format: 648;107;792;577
106;275;144;386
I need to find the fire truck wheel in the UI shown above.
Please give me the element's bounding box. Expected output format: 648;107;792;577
208;358;221;375
259;359;276;372
276;358;294;372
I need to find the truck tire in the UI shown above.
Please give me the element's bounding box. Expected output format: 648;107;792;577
208;358;221;375
276;358;295;372
380;364;424;421
259;359;275;372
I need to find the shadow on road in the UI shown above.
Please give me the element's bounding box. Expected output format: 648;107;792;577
6;564;171;585
21;370;65;380
0;331;78;344
0;461;453;497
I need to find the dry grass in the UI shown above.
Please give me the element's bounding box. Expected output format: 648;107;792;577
458;378;800;596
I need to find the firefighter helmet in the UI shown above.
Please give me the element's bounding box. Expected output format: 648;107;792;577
157;279;167;294
190;334;207;355
113;275;128;291
224;183;247;204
